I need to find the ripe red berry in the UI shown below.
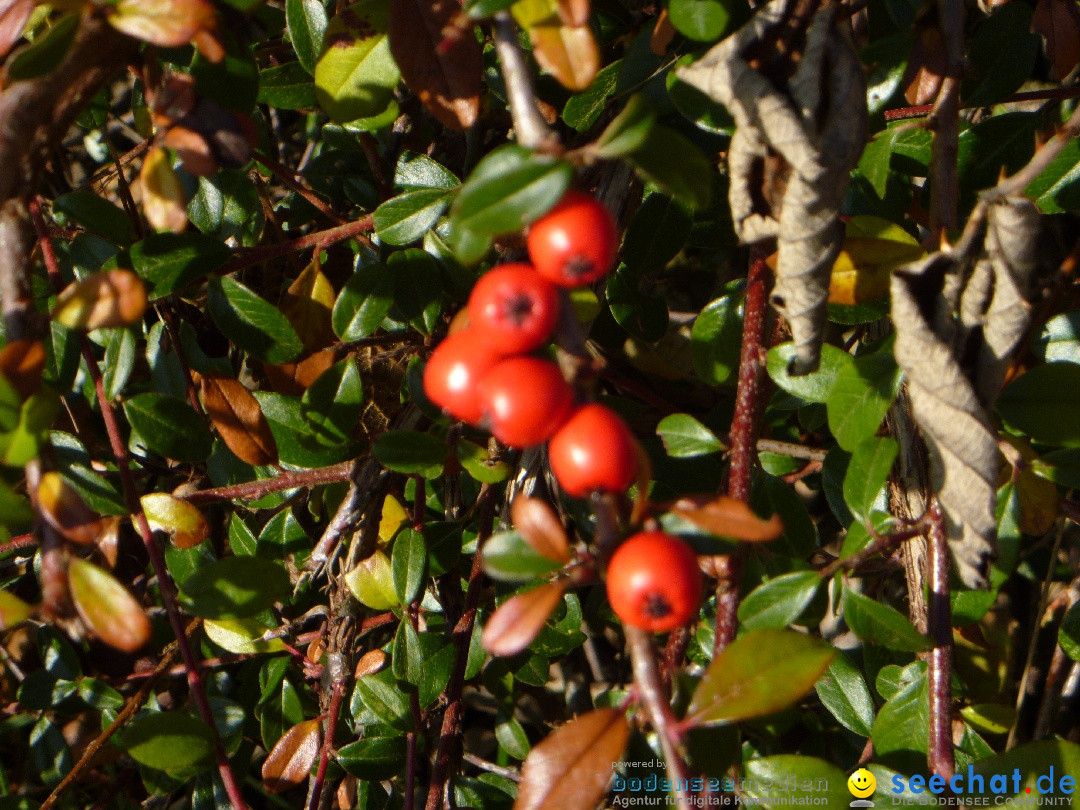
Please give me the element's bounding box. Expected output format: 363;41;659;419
423;329;504;425
467;263;559;354
476;357;574;448
527;191;618;287
548;404;638;498
605;531;702;632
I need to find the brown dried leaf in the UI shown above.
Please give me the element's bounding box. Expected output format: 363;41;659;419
163;125;218;177
282;258;336;353
108;0;217;49
651;8;676;55
902;24;946;105
510;496;570;564
482;581;566;657
556;0;590;27
671;495;783;542
261;719;322;794
354;649;389;678
141;145;188;234
51;269;147;331
141;493;210;549
515;708;630;810
37;471;106;546
96;517;121;568
1032;0;1080;80
68;557;151;653
263;348;337;396
199;374;279;467
389;0;483;131
0;339;45;399
527;22;599;91
0;0;33;64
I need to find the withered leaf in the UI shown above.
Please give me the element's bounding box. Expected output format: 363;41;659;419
482;581;566;657
163;125;218;177
1031;0;1080;80
671;494;783;542
68;557;152;653
141;493;210;549
651;7;676;55
37;471;106;547
52;270;148;331
0;0;33;63
526;21;599;91
140;145;188;234
199;373;279;467
282;258;336;353
556;0;590;28
389;0;483;131
263;348;337;396
902;24;946;105
510;496;570;564
261;719;321;794
354;649;389;678
108;0;217;49
515;708;630;810
0;339;45;399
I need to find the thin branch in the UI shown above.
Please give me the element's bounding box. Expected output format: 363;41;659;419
491;12;554;150
252;151;347;225
926;501;956;782
925;0;964;233
307;655;347;810
183;461;355;505
221;215;376;275
884;86;1080;122
817;522;928;579
0;532;38;556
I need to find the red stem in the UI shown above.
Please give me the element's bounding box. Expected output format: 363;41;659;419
0;532;37;555
885;86;1080;121
307;672;345;810
926;502;956;782
221;216;374;275
182;461;354;505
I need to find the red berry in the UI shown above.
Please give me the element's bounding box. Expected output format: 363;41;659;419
423;329;504;425
476;357;574;448
605;531;702;632
548;404;638;498
527;191;618;287
467;263;559;354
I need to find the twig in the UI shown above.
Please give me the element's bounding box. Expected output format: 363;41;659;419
307;655;347;810
357;132;392;200
252;151;347;225
884;86;1080;121
462;753;521;782
926;502;956;783
491;12;554;150
221;215;376;275
0;533;38;555
817;522;928;579
182;461;355;505
755;439;828;462
925;0;964;233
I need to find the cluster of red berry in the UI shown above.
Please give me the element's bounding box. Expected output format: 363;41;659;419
424;191;702;632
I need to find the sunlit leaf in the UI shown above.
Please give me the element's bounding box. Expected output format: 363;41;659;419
108;0;218;49
843;589;932;652
199;373;279;466
140;493;210;549
117;711;215;772
670;495;783;542
0;339;45;399
513;0;598;91
283;257;336;353
482;582;566;657
262;719;321;793
510;496;570;564
314;5;400;123
36;471;105;546
203;618;287;655
828;237;925;306
178;556;290;619
68;558;152;653
141;145;188;234
51;270;148;331
344;550;398;609
0;589;34;630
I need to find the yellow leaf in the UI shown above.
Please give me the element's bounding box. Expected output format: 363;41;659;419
140;145;188;234
51;269;147;331
0;590;34;630
378;494;409;544
282;257;336;353
828;237;925;306
141;493;210;549
203;618;287;655
68;558;151;653
344;550;397;609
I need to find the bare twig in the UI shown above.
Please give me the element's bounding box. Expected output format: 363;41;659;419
183;461;355;505
252;151;347;225
307;655;347;810
884;86;1080;122
221;215;376;275
491;12;554;150
926;502;956;782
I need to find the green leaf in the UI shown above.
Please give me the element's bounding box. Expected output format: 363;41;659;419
1060;602;1080;662
392;619;424;685
374;189;454;245
1025;140;1080;215
687;629;835;725
667;0;731;42
314;6;399;123
124;393;213;463
691;294;742;386
392;528;427;605
456;440;510;484
962;2;1039;107
333;261;395;340
287;0;328;73
562;60;620;131
102;328;137;400
53;191;136;247
815;653;874;737
606;264;669;342
595;94;656;159
118;712;215;773
843;436;898;521
495;716;530;759
394;151;460;190
742;756;852;808
966;740;1080;801
178;557;290;619
768;342;853;404
1035;311;1080;364
656;413;724;458
0;590;34;630
130;233;231;299
450;144;573;237
872;666;928;757
337;735;407;780
843;589;932;652
352;668;414;732
482;531;564;582
6;13;78;80
203;618;287;655
372;430;445;477
29;716;72;788
301;358;364;444
189;171;264;247
190;34;259;113
255;392;357;468
737;571;821;630
857;129;896;200
956;113;1039;213
997;363;1080;447
827;348;903;451
344;550;398;609
621;192;692;273
207;276;303;364
257;62;318;109
623;124;713;209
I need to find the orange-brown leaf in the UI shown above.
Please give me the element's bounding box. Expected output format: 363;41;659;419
282;258;336;353
163;125;218;177
671;495;784;542
36;472;106;546
510;496;570;564
527;22;599;91
0;0;34;64
515;708;630;810
263;348;336;396
68;557;151;653
902;25;946;106
262;719;322;794
0;339;45;399
141;145;188;234
556;0;590;27
141;493;210;549
108;0;217;49
389;0;482;131
650;7;676;55
354;649;389;678
199;374;278;467
1032;0;1080;80
51;269;147;331
482;582;566;657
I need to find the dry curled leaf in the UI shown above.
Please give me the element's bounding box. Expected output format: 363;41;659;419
52;270;148;331
677;0;867;375
140;145;188;234
482;581;566;657
68;557;152;653
264;348;336;396
514;708;630;810
198;373;279;467
141;493;210;549
510;496;570;564
261;719;321;794
901;23;947;105
671;494;783;542
36;471;106;547
0;339;45;399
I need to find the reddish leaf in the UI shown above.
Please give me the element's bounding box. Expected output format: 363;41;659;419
140;145;188;234
902;25;946;105
670;495;784;542
556;0;590;27
163;125;218;177
261;719;322;794
510;496;570;564
650;8;676;56
107;0;217;49
282;258;336;353
389;0;482;131
198;373;279;467
68;558;152;653
1031;0;1080;80
482;581;566;657
51;269;148;331
0;0;33;65
0;339;45;399
264;348;336;396
141;493;210;549
36;471;106;546
354;649;389;678
515;708;630;810
527;22;599;91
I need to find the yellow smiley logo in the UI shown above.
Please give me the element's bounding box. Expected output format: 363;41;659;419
847;768;876;799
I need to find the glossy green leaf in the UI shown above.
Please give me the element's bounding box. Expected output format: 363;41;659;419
656;413;724;458
345;550;398;609
742;756;852;807
372;430;445;477
394;151;460;190
872;667;928;756
337;735;407;780
391;528;427;605
190;34;259;113
623;124;712;209
258;62;318;109
843;436;898;521
843;589;932;652
333;261;395;340
482;530;564;582
300;358;363;444
737;571;821;631
207;276;303;364
352;668;414;732
691;294;742;386
314;6;399;123
374;188;454;245
203;618;287;655
124;393;213;462
254;391;356;468
966;740;1080;802
997;363;1080;447
456;440;510;483
667;0;731;41
6;13;78;80
392;619;423;685
769;342;853;404
118;712;215;773
1025;139;1080;215
687;629;835;725
827;349;903;452
814;653;874;737
189;171;264;246
130;232;231;299
178;556;290;619
53;191;136;247
287;0;328;73
562;60;620;131
595;94;656;159
621;192;692;273
606;264;669;342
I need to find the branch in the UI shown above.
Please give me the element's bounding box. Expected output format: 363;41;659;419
926;501;956;782
221;215;376;275
925;0;964;233
182;461;355;505
252;151;347;225
307;654;347;810
884;86;1080;122
491;12;554;150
